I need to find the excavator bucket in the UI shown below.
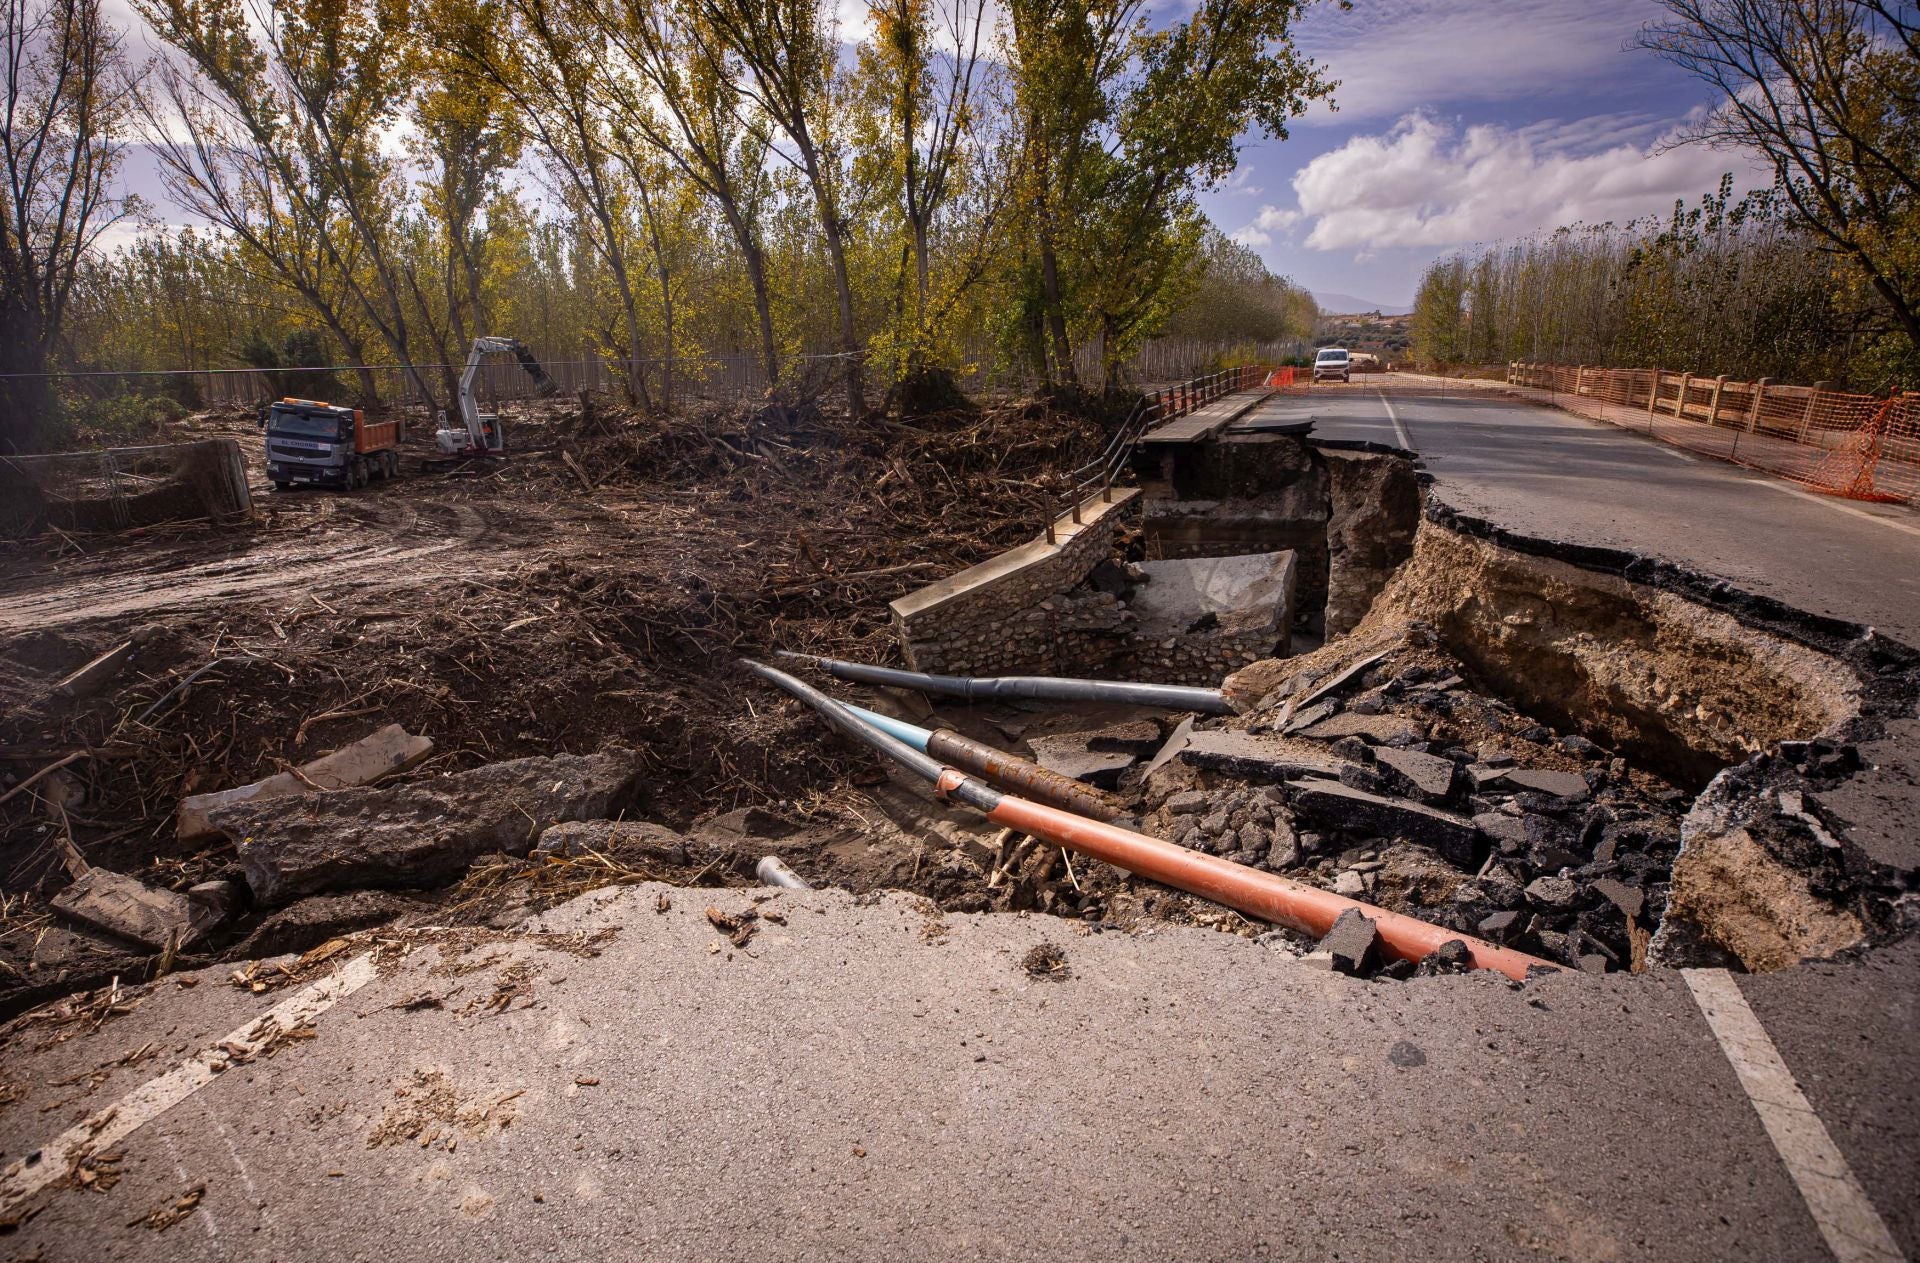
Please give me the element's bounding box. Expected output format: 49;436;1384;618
510;344;559;398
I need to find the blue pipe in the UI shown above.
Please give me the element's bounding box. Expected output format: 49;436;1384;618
845;704;933;752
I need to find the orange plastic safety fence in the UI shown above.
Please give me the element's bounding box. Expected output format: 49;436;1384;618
1504;363;1920;506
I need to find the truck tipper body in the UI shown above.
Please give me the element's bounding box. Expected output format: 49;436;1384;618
264;399;402;490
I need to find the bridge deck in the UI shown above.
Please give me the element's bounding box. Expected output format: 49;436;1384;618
1138;388;1271;446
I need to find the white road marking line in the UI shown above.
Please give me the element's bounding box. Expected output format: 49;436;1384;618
1654;445;1699;462
160;1131;223;1252
1749;480;1920;539
1373;389;1413;450
0;954;379;1216
1684;969;1906;1262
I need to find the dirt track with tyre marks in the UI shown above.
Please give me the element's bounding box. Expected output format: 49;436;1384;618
0;493;504;632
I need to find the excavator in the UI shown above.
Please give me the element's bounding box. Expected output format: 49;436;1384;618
432;336;559;460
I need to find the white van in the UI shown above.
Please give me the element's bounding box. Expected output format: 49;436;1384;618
1313;347;1351;383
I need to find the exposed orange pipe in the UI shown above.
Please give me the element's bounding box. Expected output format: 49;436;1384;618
938;769;1561;982
740;657;1561;982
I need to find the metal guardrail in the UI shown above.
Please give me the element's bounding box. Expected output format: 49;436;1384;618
1044;365;1291;544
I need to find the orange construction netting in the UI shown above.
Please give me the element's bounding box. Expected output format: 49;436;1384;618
1504;363;1920;505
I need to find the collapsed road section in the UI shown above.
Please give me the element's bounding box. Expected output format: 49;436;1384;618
3;398;1912;998
0;384;1917;1262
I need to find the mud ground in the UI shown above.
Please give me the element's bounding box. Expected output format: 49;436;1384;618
0;393;1130;999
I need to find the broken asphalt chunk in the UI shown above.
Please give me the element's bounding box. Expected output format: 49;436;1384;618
212;749;644;905
1373;746;1458;801
1026;733;1137;789
1317;907;1379;975
177;724;434;843
1299;712;1426;746
1295;649;1390;710
1495;768;1591;801
1589;877;1644;921
1287;779;1479;868
1177;730;1346;782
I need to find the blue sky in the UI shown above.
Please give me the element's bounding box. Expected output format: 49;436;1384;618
106;0;1769;314
1211;0;1771;310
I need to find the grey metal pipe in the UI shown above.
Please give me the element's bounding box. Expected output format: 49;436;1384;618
739;657;1561;982
755;855;813;889
739;659;949;784
772;651;1233;715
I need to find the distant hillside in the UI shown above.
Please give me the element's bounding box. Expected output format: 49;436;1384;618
1312;291;1412;317
1317;309;1413;359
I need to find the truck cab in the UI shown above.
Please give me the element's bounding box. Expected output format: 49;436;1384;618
264;399;400;491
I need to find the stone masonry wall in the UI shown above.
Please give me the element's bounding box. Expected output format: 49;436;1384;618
1118;626;1280;687
891;494;1143;676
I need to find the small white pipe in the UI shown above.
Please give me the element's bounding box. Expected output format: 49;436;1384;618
756;855;812;889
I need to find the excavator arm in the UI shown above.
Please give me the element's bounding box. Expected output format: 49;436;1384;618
443;336;560;457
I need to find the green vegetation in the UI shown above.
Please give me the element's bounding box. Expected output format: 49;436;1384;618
3;0;1331;451
1410;181;1877;385
1413;1;1918;392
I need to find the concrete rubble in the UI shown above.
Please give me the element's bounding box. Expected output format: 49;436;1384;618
49;868;219;951
1135;636;1697;977
1126;550;1298;676
177;723;435;841
210;749;644;905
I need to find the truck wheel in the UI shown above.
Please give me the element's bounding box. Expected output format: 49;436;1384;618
349;461;366;490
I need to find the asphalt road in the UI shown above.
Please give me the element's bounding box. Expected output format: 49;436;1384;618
1292;383;1920;647
3;382;1916;1261
0;887;1913;1262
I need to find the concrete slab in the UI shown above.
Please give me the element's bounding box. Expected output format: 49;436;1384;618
177;724;434;842
887;488;1140;623
0;884;1868;1262
1137;388;1271;447
49;869;196;951
1131;551;1297;637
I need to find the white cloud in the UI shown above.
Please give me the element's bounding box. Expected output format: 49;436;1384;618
1230;205;1302;247
1221;167;1265;198
1296;0;1669;123
1276;112;1764;256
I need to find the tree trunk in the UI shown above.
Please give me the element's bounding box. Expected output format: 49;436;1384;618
818;206;866;416
0;301;52;452
638;185;675;413
742;236;779;389
1038;225;1074;386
